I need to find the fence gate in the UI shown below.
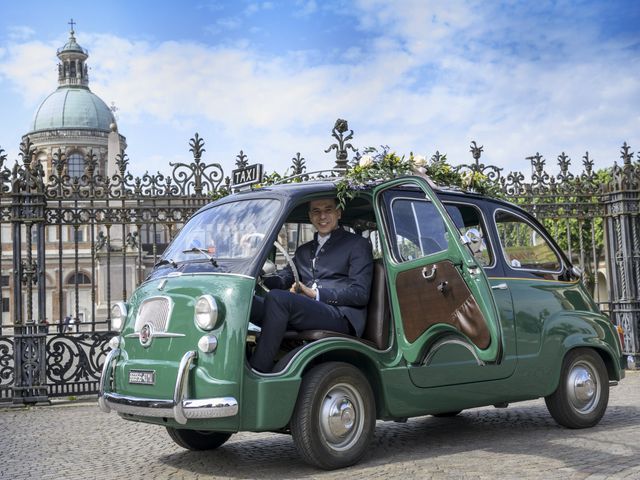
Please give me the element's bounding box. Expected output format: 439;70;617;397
1;122;639;405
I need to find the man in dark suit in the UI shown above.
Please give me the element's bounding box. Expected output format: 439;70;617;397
249;197;374;373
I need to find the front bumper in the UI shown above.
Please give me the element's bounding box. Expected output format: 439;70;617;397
98;348;238;424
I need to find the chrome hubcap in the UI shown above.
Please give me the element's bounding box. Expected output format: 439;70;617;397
319;383;364;451
566;361;600;414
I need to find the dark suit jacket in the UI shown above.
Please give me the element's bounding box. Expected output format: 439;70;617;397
264;227;374;336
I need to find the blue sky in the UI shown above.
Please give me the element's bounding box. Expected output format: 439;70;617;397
0;0;639;178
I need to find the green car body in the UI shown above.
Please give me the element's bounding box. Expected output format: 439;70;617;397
99;174;625;469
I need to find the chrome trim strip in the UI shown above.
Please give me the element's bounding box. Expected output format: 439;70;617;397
100;392;239;419
423;337;485;366
491;283;508;290
140;272;254;287
489;276;580;285
182;398;239;419
173;350;197;424
125;332;185;338
103;392;174;417
98;348;121;413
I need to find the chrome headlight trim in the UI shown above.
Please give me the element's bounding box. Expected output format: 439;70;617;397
194;295;218;331
110;302;128;332
108;335;123;350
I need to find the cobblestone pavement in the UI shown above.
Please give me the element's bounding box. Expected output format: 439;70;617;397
1;371;639;480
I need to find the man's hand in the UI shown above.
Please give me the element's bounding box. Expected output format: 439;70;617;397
290;281;317;299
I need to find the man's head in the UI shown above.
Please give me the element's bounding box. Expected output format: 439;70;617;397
308;198;342;236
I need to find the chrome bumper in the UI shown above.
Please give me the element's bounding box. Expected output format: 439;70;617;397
98;348;238;424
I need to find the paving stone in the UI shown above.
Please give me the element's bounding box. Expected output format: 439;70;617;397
1;371;638;479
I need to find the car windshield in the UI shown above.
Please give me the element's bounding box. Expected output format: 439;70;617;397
161;199;280;265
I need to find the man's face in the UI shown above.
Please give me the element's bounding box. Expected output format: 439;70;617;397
309;198;342;236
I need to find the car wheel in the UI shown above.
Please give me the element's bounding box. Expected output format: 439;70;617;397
544;348;609;429
166;427;232;450
290;362;376;470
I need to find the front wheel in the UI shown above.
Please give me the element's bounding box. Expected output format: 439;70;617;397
544;348;609;429
290;362;376;470
166;427;232;450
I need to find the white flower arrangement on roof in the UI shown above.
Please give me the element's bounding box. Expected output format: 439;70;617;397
336;149;430;209
336;148;498;209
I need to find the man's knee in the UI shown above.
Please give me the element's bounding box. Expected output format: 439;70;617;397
265;288;292;307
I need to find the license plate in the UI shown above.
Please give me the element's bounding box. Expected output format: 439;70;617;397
129;370;156;385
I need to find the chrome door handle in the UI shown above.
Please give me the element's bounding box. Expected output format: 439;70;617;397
491;283;508;290
422;265;437;280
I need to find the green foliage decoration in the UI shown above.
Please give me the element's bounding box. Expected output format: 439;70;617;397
335;147;501;209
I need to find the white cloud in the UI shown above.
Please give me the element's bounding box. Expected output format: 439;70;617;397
0;40;57;104
7;25;36;41
245;2;274;15
0;2;638;178
294;0;318;17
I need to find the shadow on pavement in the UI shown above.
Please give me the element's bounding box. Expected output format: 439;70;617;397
159;403;640;478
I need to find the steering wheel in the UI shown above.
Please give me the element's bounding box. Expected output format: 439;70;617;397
258;240;300;292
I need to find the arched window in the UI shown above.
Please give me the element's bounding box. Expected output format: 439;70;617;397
67;272;91;285
68;153;84;178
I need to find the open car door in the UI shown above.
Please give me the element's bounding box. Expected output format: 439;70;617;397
374;176;509;388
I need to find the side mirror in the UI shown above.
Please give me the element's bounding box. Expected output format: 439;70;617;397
571;266;583;278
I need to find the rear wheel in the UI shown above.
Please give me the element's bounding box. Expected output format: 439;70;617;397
545;348;609;429
166;427;232;450
290;362;376;470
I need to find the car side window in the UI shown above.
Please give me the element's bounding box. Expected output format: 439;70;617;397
444;203;492;267
495;209;561;272
389;197;448;262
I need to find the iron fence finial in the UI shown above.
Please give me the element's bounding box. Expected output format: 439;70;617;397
324;118;355;170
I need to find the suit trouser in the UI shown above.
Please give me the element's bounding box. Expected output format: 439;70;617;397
249;289;350;372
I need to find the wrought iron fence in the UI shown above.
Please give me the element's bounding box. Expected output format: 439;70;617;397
0;119;638;404
0;133;226;402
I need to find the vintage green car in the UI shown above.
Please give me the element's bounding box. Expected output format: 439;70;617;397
99;173;625;470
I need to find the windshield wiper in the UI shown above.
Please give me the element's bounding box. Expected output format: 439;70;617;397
182;247;219;267
155;258;178;268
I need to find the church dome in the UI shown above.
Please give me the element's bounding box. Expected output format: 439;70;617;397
30;86;115;132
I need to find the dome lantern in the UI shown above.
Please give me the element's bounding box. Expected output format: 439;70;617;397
56;18;89;88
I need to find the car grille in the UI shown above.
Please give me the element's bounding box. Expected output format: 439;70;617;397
134;297;173;332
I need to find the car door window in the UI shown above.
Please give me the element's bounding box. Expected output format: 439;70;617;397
495;209;561;272
445;203;492;267
389;197;448;262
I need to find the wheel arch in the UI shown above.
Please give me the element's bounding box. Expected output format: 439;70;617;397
306;348;387;419
537;311;624;395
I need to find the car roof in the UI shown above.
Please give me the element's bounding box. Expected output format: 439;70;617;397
197;176;524;219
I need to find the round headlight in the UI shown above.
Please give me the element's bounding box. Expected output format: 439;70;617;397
195;295;218;330
111;302;128;332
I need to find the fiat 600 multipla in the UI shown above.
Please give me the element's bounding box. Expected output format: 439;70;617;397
99;172;625;470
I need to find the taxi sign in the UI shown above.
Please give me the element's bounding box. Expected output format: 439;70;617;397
232;163;263;188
